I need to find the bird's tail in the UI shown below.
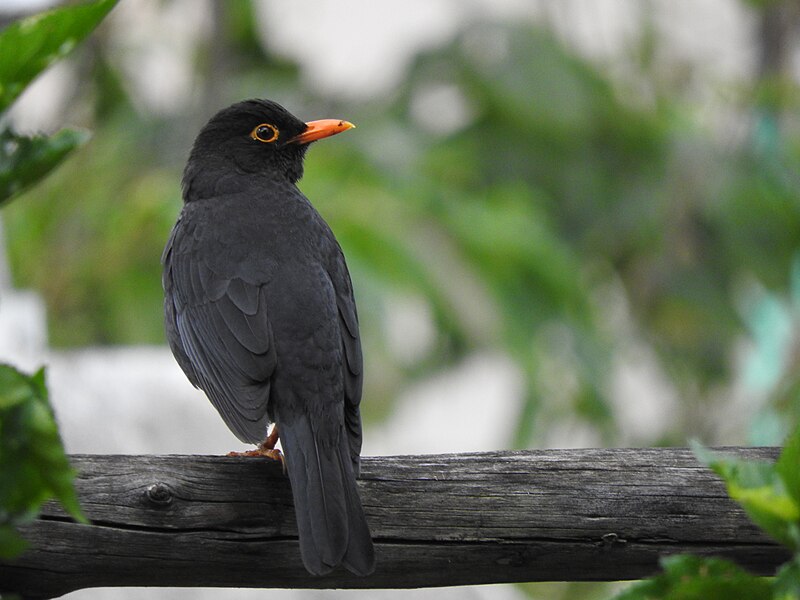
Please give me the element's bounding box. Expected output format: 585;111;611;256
279;414;375;576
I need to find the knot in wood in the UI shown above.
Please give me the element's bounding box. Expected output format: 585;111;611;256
599;532;626;547
145;482;174;506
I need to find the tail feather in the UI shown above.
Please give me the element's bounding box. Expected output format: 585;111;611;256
279;415;375;576
338;438;375;576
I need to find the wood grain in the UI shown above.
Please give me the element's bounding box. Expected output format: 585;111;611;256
0;448;790;598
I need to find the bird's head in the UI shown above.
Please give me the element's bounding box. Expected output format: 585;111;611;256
183;99;354;200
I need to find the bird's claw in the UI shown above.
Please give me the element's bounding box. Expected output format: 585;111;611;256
226;425;286;472
227;446;286;471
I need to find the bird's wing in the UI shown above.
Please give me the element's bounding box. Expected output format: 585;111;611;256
330;251;364;473
163;216;277;444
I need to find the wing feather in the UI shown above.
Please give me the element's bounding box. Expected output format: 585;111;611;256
329;255;364;472
163;217;276;444
226;276;261;314
215;290;271;355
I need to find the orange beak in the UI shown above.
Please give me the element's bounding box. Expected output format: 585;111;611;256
288;119;355;145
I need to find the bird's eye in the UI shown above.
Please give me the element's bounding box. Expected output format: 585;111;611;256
251;123;279;143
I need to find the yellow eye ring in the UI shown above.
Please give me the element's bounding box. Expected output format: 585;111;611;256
251;123;279;143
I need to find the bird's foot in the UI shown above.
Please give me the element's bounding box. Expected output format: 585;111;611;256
227;447;283;459
227;426;285;472
227;446;286;473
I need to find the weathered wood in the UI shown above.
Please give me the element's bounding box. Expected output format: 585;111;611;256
0;448;789;598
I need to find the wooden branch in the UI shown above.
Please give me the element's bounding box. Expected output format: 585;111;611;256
1;448;790;598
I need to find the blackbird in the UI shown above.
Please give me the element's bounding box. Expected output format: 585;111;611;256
162;99;375;576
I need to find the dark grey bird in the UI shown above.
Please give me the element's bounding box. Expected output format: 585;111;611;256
162;99;374;576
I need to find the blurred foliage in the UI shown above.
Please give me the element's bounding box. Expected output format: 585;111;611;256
0;0;116;206
0;127;90;203
0;0;117;561
2;1;799;454
696;431;800;552
0;0;115;112
614;428;800;599
740;254;800;445
0;364;86;559
612;555;773;600
3;110;179;345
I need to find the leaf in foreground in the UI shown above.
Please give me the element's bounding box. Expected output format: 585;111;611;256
0;0;118;114
0;128;90;206
693;439;800;551
774;555;800;599
0;364;85;559
612;555;771;600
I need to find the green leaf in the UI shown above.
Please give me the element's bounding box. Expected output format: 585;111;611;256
612;555;772;600
774;555;800;600
0;364;86;559
776;427;800;509
0;0;118;114
0;127;91;206
0;525;28;560
694;441;800;550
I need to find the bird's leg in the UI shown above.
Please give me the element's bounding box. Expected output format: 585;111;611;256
262;423;280;450
227;424;284;470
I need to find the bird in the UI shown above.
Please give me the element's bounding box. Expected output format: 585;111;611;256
161;98;375;576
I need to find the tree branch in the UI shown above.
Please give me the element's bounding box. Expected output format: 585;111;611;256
1;448;789;598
